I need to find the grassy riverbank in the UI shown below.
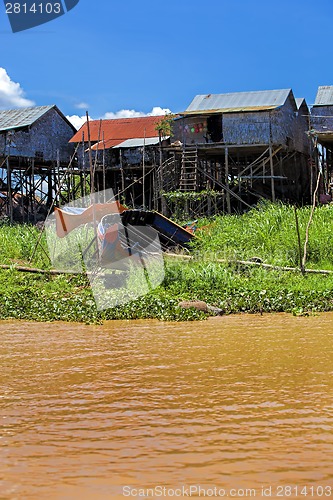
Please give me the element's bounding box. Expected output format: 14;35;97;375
1;202;333;323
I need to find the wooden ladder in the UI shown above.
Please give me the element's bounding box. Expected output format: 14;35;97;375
180;148;198;191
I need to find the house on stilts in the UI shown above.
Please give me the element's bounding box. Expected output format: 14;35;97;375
69;115;170;209
163;88;311;216
310;86;333;203
0;105;77;222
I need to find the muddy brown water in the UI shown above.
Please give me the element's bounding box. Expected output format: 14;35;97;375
1;313;333;499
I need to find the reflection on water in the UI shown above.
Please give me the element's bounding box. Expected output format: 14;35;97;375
1;313;333;499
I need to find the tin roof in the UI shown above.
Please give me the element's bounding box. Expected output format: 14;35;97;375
314;86;333;106
91;136;162;151
70;115;164;145
184;89;293;114
295;98;309;111
0;105;73;132
113;137;161;148
90;139;122;151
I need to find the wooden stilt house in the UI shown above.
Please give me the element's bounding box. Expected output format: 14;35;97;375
164;89;311;215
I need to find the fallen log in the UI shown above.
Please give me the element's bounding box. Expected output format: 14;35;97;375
165;253;333;276
0;264;78;275
2;254;333;277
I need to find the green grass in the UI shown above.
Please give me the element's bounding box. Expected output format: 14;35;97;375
193;201;333;269
0;221;50;269
1;202;333;322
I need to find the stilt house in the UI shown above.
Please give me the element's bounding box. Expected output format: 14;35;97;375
166;89;311;212
70;115;169;208
0;105;77;221
310;86;333;200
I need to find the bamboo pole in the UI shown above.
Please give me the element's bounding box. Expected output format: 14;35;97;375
102;131;106;199
302;169;321;270
6;156;13;223
269;143;276;202
143;128;146;208
86;111;94;195
294;206;305;274
120;149;125;198
225;147;231;213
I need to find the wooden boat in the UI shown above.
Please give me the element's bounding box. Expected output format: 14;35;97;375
53;205;195;269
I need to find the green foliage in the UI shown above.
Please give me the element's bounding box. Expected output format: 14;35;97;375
163;259;333;315
0;224;50;269
155;113;175;140
163;190;224;219
193;201;333;269
164;190;223;203
0;269;205;323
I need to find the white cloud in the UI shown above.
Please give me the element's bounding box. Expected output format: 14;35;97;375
0;67;35;109
149;106;172;116
103;106;172;119
66;114;91;130
75;102;89;110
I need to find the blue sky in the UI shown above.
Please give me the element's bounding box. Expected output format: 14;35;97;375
1;0;333;128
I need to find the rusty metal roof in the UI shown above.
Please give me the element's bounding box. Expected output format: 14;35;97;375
314;86;333;106
184;89;293;114
70;115;164;145
0;105;55;132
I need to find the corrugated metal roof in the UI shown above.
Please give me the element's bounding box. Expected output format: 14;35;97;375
295;98;309;111
90;139;123;151
314;86;333;106
91;136;163;151
70;115;163;144
183;105;277;116
295;98;304;109
113;137;162;148
0;105;55;132
185;89;292;114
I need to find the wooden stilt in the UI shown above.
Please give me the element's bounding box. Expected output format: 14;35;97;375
225;147;231;213
6;156;13;223
269;143;276;202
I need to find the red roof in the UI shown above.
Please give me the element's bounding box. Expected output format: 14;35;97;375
70;115;164;146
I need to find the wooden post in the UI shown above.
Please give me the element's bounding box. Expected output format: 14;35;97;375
159;131;167;215
294;206;305;275
102;131;106;200
47;170;53;209
86;111;94;195
280;153;284;201
80;171;84;198
6;157;13;223
32;158;36;223
143;128;146;209
225;147;231;213
120;149;125;198
269;143;276;202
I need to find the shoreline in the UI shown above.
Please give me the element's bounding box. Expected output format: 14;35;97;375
2;202;333;323
1;310;333;328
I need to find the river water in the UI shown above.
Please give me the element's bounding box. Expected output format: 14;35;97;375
1;313;333;499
